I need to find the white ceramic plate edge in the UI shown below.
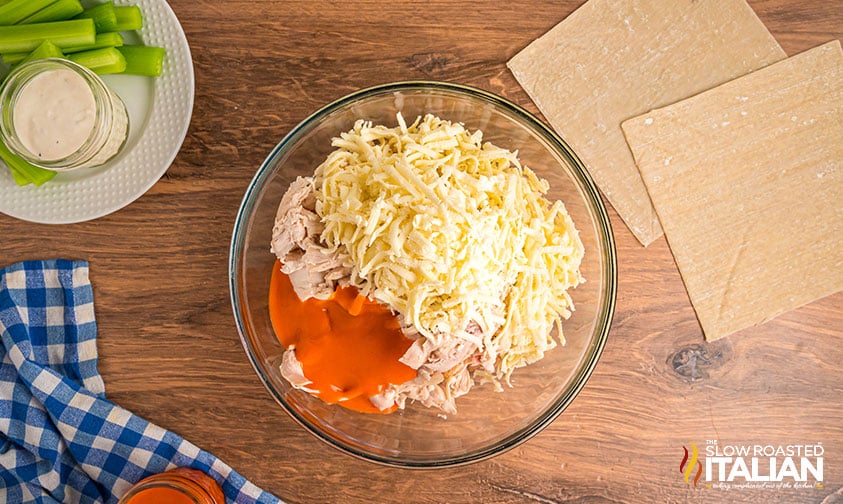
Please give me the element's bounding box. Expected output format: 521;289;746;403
0;0;195;224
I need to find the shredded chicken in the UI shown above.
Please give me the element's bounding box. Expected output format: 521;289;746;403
279;348;317;393
270;176;349;300
271;180;497;414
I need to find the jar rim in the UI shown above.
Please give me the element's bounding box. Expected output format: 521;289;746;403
0;58;128;171
117;470;223;504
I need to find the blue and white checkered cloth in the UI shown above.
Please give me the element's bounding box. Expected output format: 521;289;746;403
0;260;282;504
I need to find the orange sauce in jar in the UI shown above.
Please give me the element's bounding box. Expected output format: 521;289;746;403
118;468;225;504
268;260;416;413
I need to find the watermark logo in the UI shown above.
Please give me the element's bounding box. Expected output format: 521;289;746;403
680;442;703;487
678;440;824;490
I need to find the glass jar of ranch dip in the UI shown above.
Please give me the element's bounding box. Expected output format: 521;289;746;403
0;58;129;171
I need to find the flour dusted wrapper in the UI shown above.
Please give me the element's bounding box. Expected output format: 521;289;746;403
508;0;785;245
622;41;843;341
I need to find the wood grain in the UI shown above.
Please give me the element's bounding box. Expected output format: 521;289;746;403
1;1;841;503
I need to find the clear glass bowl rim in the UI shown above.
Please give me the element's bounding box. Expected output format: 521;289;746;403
229;80;618;468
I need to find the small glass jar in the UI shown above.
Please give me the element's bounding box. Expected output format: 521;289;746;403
118;467;226;504
0;58;129;171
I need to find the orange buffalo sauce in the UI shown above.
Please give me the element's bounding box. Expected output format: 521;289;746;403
268;260;416;414
122;488;194;504
118;468;225;504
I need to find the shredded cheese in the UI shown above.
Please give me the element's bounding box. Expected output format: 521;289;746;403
314;114;584;380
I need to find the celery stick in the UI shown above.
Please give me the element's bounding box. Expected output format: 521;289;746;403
0;0;56;26
1;50;26;65
5;32;123;62
0;141;56;187
67;46;125;74
0;19;94;53
63;31;123;53
117;45;163;76
113;5;141;31
74;1;116;32
18;39;63;65
0;36;69;65
18;0;83;24
7;162;31;186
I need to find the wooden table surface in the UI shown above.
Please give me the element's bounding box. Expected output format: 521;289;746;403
2;1;842;503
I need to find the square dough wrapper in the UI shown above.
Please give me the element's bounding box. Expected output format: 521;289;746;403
508;0;785;245
622;40;843;341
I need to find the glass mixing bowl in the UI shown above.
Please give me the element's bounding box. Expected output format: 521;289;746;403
229;81;616;467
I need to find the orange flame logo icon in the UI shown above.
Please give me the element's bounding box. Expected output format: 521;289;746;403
680;442;703;487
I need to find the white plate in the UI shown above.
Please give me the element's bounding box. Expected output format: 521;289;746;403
0;0;195;224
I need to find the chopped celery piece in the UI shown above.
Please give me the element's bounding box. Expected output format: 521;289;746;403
0;141;56;187
0;19;94;53
2;32;108;65
63;31;123;53
18;39;63;65
2;40;66;65
74;1;116;32
1;50;26;65
8;162;30;185
117;44;163;76
0;0;56;26
18;0;83;24
114;5;141;31
67;46;125;74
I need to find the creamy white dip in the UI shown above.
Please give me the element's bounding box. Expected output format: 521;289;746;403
13;68;97;161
